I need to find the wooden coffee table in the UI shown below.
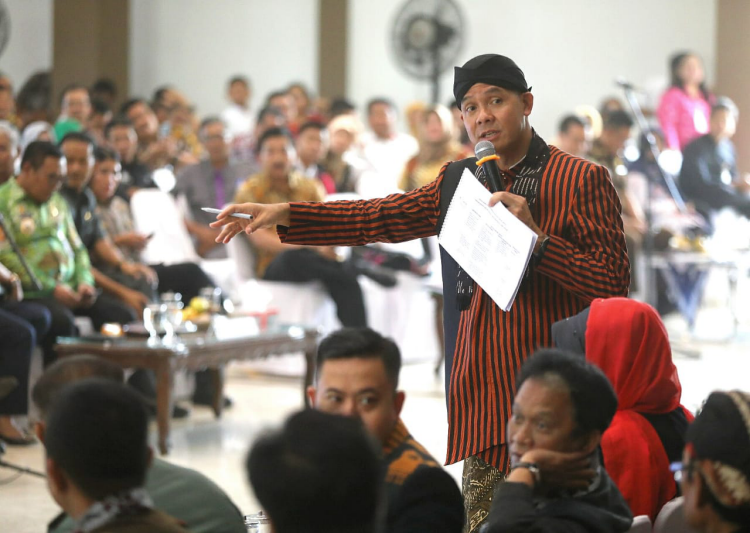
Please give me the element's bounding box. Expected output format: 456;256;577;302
54;322;320;454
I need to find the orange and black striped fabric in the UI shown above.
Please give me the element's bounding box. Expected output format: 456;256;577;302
278;145;630;471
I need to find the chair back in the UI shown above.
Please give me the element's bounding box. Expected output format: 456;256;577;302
654;497;697;533
130;189;200;265
628;515;652;533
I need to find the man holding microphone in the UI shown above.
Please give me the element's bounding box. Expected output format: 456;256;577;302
211;54;630;532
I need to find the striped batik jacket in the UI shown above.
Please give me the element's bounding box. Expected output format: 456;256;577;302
278;144;630;470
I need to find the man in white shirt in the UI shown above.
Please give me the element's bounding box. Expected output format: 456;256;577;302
358;98;418;197
220;76;254;139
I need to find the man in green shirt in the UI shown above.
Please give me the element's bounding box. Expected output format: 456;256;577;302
0;141;130;365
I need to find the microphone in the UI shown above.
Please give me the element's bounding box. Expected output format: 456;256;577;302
474;140;504;193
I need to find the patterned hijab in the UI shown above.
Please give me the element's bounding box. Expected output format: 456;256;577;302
687;390;750;510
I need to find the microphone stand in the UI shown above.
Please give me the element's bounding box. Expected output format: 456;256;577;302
0;213;43;292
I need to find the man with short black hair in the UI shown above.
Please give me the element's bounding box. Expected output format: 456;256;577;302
234;127;367;327
680;390;750;532
58;132;154;317
556;115;589;157
43;379;187;533
679;97;750;223
33;355;247;533
482;349;632;532
58;84;91;128
359;97;418;195
0;141;114;364
308;327;463;533
174;117;253;258
221;75;254;138
266;90;297;133
104;116;156;199
247;408;383;533
294;121;335;193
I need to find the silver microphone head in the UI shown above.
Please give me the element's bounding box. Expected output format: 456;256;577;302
474;140;496;160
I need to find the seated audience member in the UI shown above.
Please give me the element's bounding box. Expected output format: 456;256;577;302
15;71;53;130
151;86;179;125
247;409;383;533
0;142;110;364
0;120;18;184
42;379;187;533
287;82;316;124
587;110;645;246
555;114;590;158
32;355;246;533
87;98;112;146
328;97;357;120
323;114;366;193
679;97;750;224
221;75;254;138
404;101;427;138
482;349;632;533
57;84;91;131
19;120;55;155
588;110;644;291
90;78;118;109
399;104;470;191
0;72;17;126
91;146;218;309
293;121;336;194
104;116;156;200
120;98;195;172
359;97;418;196
266;90;299;136
163;92;202;163
230;105;285;169
0;260;51;445
174;117;254;259
679;390;750;532
58;132;153;317
308;327;463;533
552;298;692;520
234;127;367;327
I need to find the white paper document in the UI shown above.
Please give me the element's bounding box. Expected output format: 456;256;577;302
438;169;538;311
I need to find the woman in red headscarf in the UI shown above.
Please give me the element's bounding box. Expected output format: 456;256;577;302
552;297;693;521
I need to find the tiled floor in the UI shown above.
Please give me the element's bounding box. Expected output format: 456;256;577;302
4;288;750;532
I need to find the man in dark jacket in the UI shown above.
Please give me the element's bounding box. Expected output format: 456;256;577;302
482;349;632;533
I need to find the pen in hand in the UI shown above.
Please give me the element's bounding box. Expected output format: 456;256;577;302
201;207;254;220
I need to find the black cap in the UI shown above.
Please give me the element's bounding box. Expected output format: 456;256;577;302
453;54;530;108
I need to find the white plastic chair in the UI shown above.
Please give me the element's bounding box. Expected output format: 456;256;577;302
654;498;697;533
129;189;237;297
628;515;652;533
226;231;339;332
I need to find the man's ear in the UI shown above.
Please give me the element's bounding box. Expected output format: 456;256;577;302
306;385;317;407
394;391;405;417
522;92;534;117
34;421;45;444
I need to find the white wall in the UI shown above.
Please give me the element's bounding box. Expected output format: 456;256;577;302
129;0;319;117
0;0;53;88
348;0;717;140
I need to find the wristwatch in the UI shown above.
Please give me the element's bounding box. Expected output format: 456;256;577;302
511;461;541;486
533;234;550;261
